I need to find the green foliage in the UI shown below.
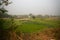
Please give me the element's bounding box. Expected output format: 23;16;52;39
0;0;12;18
0;8;8;18
0;18;59;33
0;18;19;31
15;19;60;33
8;18;19;31
0;19;5;30
0;0;13;30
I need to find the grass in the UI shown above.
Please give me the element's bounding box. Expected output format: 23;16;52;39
16;18;60;33
17;21;48;33
1;18;60;33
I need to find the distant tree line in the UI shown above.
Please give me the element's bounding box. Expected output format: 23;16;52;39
12;13;60;19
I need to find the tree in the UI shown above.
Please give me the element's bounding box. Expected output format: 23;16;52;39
0;0;21;40
29;13;35;19
0;0;11;18
0;0;14;40
0;0;12;30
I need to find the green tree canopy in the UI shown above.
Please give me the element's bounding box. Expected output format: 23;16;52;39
0;0;11;18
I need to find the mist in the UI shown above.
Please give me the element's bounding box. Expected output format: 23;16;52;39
6;0;60;15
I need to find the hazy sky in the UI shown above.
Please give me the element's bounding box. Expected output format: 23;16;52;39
6;0;60;15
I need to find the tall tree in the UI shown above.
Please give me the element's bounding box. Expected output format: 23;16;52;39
0;1;21;40
0;0;11;18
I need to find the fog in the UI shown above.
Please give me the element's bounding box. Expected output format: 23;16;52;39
6;0;60;15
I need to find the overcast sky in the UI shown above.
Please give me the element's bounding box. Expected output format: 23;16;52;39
6;0;60;15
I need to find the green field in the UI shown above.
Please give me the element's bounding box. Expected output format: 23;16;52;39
15;18;60;33
1;18;60;33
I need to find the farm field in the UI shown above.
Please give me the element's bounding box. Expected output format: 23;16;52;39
13;18;60;33
0;18;60;40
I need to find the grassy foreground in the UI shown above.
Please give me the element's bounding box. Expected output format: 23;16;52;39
0;18;60;40
14;18;60;33
0;18;60;33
